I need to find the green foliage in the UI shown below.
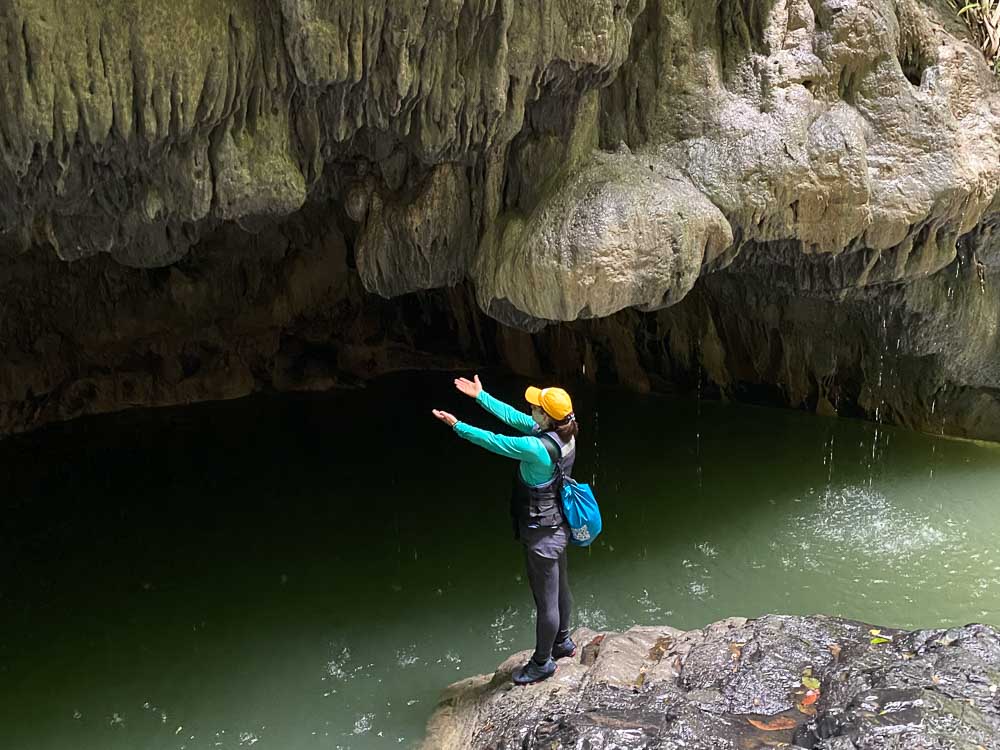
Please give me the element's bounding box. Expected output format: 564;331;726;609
954;0;1000;74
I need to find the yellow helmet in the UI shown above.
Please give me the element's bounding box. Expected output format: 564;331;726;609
524;386;574;421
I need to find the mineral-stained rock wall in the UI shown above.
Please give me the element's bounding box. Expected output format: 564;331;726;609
1;0;999;439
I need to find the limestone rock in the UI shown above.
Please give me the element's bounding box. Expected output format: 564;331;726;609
421;615;1000;749
0;0;638;266
473;149;733;327
356;163;473;298
603;0;1000;283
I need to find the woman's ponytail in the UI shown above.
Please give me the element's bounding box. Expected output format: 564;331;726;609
553;413;579;442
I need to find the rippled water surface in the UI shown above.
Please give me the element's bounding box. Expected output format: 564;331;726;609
3;371;999;749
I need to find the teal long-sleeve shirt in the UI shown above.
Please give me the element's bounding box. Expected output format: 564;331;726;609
452;390;555;486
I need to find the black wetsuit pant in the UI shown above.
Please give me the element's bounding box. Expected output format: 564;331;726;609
521;525;573;663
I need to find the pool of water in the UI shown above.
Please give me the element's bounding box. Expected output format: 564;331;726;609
2;370;999;749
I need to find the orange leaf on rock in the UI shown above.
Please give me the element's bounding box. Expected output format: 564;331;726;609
801;690;819;706
748;716;797;731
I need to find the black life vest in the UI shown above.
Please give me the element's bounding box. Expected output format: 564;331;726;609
510;430;577;535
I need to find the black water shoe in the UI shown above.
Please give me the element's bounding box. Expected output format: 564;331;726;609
552;636;577;660
512;657;557;685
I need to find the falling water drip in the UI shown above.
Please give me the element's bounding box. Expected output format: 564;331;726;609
825;431;836;489
947;257;960;302
823;355;839;490
695;359;703;496
866;301;890;488
928;390;946;479
591;408;599;489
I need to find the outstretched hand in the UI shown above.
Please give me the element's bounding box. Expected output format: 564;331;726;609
432;409;458;427
454;374;483;399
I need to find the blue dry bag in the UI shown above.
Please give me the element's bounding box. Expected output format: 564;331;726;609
559;477;602;547
540;433;603;547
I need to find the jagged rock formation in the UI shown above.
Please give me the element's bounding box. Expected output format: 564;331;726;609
1;0;999;438
421;615;1000;749
0;0;633;264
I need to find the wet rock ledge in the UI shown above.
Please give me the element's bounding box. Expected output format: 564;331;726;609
421;615;1000;749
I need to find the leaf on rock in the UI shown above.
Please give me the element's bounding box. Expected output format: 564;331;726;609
802;675;820;690
801;689;819;706
648;636;673;661
636;665;648;689
829;643;842;659
870;637;891;645
728;643;744;661
748;716;797;731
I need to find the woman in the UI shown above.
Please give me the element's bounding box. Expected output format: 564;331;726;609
432;374;579;685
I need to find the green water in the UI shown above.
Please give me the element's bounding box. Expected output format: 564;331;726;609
2;371;999;749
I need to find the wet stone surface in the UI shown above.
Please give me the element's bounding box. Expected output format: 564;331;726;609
421;615;1000;749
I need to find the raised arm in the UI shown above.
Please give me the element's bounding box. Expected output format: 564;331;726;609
453;375;535;435
476;391;536;435
451;421;551;464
